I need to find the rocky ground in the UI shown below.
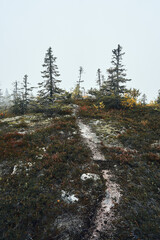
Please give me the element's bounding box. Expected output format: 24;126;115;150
0;110;105;240
1;101;160;239
78;100;160;239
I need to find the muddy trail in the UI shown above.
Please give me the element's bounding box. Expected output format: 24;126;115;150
77;118;122;239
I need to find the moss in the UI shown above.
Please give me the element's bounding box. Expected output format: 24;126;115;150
91;106;160;239
1;102;160;239
0;112;104;240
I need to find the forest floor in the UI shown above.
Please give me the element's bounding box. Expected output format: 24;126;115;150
0;100;160;240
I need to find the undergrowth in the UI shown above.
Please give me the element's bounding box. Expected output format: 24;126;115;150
0;113;104;240
1;100;160;239
77;100;160;239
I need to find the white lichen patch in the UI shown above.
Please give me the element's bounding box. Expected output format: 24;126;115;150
0;116;22;123
35;154;44;160
0;114;44;126
41;147;46;152
11;161;34;175
39;118;53;124
81;173;100;181
17;130;28;135
151;140;160;148
61;190;79;203
89;119;125;148
35;147;47;160
64;114;72;118
91;119;116;134
37;147;47;152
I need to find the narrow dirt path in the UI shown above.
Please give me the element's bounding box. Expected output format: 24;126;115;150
78;120;105;161
77;118;122;239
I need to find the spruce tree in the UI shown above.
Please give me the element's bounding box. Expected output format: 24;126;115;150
157;89;160;104
0;89;4;109
38;47;61;103
101;75;105;86
20;75;33;113
107;44;131;96
141;94;147;105
127;88;141;100
96;68;102;90
77;66;84;98
105;67;117;95
4;89;11;106
12;81;21;114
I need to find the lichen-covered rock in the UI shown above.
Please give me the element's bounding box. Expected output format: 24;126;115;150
61;190;79;203
81;173;100;181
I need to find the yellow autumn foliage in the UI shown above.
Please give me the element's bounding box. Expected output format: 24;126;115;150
121;94;137;108
93;101;105;110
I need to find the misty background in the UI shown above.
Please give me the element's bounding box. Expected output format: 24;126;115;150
1;0;160;102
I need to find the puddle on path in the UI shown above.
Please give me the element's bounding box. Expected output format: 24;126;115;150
78;119;122;239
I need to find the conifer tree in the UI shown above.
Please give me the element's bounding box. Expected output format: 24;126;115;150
19;75;33;113
71;84;82;99
127;88;141;100
38;47;61;103
77;66;84;98
4;89;11;106
157;89;160;104
101;75;105;85
105;67;117;95
0;89;4;108
106;44;131;96
96;68;102;90
12;81;21;114
141;94;147;105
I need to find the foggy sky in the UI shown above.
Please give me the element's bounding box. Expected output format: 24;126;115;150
1;0;160;102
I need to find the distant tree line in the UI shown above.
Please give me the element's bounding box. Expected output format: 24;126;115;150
0;47;63;115
0;45;160;114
